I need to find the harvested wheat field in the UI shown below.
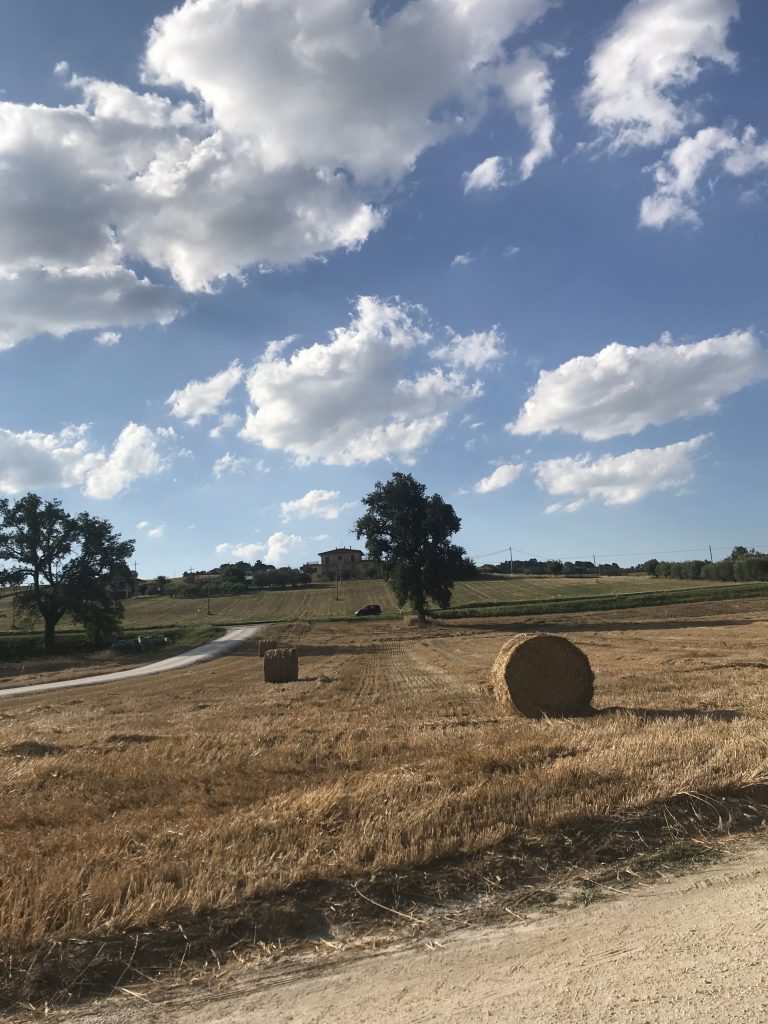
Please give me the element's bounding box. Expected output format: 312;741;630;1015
2;598;768;1011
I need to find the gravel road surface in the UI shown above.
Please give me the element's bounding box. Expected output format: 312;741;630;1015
47;840;768;1024
0;624;265;701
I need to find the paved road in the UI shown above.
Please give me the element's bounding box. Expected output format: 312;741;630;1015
0;624;266;700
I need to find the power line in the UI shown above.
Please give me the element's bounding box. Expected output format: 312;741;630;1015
472;542;767;564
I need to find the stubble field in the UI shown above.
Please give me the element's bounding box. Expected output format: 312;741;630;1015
0;575;738;635
2;597;768;1011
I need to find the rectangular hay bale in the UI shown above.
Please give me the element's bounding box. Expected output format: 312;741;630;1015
263;646;299;683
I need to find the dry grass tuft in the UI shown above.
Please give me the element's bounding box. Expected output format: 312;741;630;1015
1;600;768;1009
491;632;594;717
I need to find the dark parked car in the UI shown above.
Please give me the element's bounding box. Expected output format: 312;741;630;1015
354;604;382;616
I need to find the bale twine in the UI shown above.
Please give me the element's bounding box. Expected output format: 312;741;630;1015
257;639;278;657
491;633;594;718
263;647;299;683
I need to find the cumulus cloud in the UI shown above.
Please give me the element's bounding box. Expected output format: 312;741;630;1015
167;361;244;426
83;423;176;499
432;328;504;370
216;531;302;566
464;155;506;193
144;0;553;181
535;435;709;510
280;489;356;522
474;463;525;493
510;330;766;441
583;0;739;150
641;125;768;228
499;48;556;179
240;296;488;465
0;265;179;351
0;0;556;347
0;422;175;498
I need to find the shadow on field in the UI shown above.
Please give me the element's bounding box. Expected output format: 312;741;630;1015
595;706;741;723
452;618;751;635
7;781;768;1012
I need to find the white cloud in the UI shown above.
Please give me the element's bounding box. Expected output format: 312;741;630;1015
144;0;553;182
83;424;176;499
280;489;356;522
535;435;709;509
583;0;739;150
135;520;166;539
451;253;475;267
211;451;268;478
464;155;506;193
499;48;555;179
641;125;768;228
510;330;767;440
0;0;554;347
240;296;486;466
474;463;525;493
216;531;303;566
208;413;241;439
96;330;122;346
0;422;175;498
167;361;244;426
433;328;504;371
0;265;179;351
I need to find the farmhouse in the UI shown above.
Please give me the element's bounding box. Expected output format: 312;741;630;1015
306;547;381;580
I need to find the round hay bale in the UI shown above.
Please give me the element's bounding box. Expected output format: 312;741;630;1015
257;639;278;657
491;633;594;718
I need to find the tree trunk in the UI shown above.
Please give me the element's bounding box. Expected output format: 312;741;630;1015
44;616;57;655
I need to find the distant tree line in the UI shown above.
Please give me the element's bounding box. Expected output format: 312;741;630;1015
480;557;624;577
640;547;768;582
139;560;313;597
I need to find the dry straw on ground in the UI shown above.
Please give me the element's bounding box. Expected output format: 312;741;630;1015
2;601;768;1008
263;646;299;682
492;632;594;717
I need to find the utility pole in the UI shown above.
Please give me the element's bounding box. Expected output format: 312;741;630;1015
335;567;340;601
593;554;598;584
709;544;714;563
509;547;513;577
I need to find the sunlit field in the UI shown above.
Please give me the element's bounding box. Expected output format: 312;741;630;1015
2;595;768;1009
0;575;739;637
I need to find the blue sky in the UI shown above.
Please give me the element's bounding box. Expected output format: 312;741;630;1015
1;0;767;577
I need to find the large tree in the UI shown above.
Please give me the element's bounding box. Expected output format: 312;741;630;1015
356;472;465;623
0;493;135;653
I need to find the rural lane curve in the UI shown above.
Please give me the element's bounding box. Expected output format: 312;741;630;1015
0;624;266;701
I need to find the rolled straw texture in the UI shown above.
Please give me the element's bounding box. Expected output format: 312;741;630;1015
491;633;594;718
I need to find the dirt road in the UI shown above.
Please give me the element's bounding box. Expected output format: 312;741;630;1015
0;624;265;700
57;840;768;1024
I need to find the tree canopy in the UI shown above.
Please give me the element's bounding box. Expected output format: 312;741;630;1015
0;493;134;652
355;472;465;622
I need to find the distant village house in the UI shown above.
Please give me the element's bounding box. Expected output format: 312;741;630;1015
303;547;381;580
